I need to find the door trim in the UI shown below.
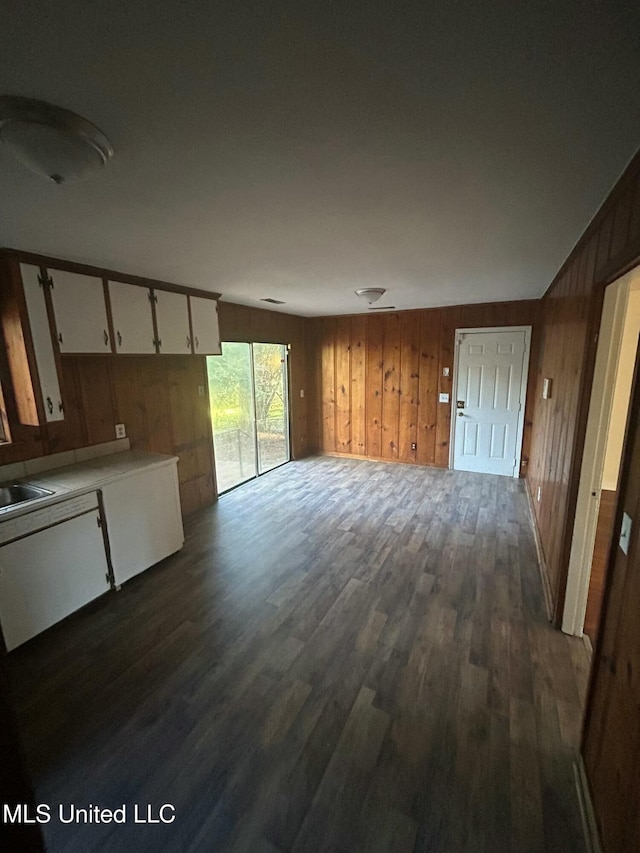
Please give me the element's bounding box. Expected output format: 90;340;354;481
562;264;640;636
450;325;532;477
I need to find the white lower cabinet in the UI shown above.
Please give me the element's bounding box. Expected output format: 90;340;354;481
101;462;184;586
0;503;110;651
0;459;184;650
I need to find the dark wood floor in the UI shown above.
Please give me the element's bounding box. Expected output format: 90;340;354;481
7;457;591;852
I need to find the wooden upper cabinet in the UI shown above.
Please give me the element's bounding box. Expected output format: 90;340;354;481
154;290;191;354
190;296;221;355
48;269;111;353
19;264;64;422
108;281;156;354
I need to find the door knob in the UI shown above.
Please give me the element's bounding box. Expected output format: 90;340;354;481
458;411;464;417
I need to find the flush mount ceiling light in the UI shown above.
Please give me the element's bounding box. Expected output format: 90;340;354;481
355;287;386;305
0;96;114;184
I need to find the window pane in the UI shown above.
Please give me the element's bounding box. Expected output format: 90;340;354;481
253;343;289;474
207;343;257;493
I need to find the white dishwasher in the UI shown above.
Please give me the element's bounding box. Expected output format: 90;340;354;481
0;492;111;651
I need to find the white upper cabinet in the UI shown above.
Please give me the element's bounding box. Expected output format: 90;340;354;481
154;290;191;354
48;269;111;353
20;264;64;422
108;281;156;354
190;296;221;355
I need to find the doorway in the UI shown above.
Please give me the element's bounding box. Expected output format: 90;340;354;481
451;326;531;477
207;342;290;494
562;265;640;638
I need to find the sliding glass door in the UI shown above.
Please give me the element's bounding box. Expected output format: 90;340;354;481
207;343;290;493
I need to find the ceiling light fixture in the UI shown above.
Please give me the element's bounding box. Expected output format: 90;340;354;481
0;96;114;184
355;287;386;305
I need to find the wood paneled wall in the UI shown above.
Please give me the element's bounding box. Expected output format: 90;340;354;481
527;149;640;622
42;355;215;516
583;489;618;642
309;300;539;470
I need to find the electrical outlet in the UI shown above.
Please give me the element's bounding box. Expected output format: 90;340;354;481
115;423;126;439
439;393;449;404
300;389;305;398
536;486;541;502
411;442;417;451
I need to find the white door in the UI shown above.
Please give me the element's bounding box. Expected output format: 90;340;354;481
452;328;529;477
190;296;221;355
154;290;191;354
48;269;111;353
108;280;156;354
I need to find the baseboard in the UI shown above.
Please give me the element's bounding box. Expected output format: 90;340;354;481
524;479;554;622
317;450;447;468
574;757;603;853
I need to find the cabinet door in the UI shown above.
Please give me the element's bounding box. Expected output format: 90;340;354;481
48;269;110;353
20;263;64;422
155;290;191;354
190;296;221;355
101;462;184;585
0;509;110;650
108;281;156;354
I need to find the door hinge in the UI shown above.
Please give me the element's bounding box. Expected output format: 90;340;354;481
38;273;54;289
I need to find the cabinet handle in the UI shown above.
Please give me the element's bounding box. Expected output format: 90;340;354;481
103;329;109;346
58;400;64;413
57;332;63;344
195;336;199;349
187;335;191;349
46;397;54;415
117;330;122;347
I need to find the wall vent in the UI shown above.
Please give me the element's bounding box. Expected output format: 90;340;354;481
260;298;285;304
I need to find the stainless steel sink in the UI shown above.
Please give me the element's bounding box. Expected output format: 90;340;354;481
0;483;53;511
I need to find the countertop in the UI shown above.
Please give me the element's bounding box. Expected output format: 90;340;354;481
0;451;179;523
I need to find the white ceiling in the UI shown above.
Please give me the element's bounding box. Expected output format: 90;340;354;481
1;2;639;317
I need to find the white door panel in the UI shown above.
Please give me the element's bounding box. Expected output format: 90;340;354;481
109;280;156;354
155;290;191;354
453;329;529;477
48;269;111;353
20;263;65;422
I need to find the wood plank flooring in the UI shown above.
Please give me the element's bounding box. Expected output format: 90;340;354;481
6;457;591;852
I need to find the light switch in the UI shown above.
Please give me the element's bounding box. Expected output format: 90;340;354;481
300;389;305;398
619;512;632;555
442;367;450;377
439;393;449;403
542;378;552;399
198;385;205;397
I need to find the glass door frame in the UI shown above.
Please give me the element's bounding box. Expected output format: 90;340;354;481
208;341;291;496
